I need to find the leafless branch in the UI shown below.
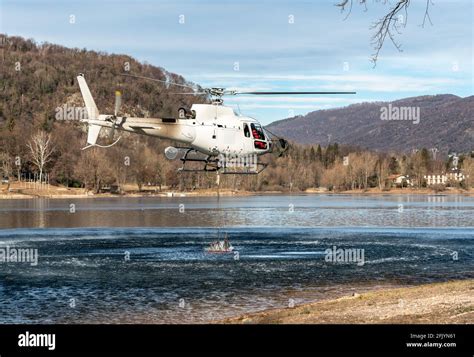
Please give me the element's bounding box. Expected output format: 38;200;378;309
336;0;434;66
370;0;410;66
422;0;433;27
336;0;353;21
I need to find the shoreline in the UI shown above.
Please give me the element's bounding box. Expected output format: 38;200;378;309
1;185;473;200
219;279;474;324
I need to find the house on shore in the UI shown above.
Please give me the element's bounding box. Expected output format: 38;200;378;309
424;170;466;186
387;174;413;187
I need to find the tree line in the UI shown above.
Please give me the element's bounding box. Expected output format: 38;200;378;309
3;126;473;193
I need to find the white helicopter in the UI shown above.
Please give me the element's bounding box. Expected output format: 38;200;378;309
77;73;355;174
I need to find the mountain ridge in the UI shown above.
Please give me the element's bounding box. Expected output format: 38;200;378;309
267;94;473;153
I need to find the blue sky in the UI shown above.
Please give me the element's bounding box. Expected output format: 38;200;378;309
1;0;473;124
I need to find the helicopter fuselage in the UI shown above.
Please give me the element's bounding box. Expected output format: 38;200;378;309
77;74;286;173
87;103;271;158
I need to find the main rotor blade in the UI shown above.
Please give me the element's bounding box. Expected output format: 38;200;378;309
120;73;197;90
171;92;208;95
234;91;356;95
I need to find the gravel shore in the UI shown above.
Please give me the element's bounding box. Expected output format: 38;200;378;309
221;280;474;324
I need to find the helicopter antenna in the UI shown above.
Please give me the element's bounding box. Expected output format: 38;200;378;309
236;103;242;115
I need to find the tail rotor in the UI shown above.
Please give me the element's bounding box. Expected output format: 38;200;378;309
77;74;122;149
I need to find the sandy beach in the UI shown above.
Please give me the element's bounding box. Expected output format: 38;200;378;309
220;280;474;324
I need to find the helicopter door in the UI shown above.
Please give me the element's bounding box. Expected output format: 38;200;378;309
241;122;254;154
217;124;238;154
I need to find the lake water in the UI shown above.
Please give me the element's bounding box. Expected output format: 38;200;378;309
0;194;473;323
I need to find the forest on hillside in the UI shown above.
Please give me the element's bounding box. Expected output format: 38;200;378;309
1;35;473;193
268;94;474;153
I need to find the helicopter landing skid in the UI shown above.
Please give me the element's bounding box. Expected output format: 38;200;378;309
177;149;219;173
177;149;267;175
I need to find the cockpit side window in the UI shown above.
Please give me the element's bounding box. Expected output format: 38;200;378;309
243;123;250;138
250;123;265;140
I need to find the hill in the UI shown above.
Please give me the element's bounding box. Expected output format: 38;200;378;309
268;94;474;153
0;34;206;129
0;34;209;191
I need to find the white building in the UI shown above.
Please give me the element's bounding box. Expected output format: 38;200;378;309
424;171;465;186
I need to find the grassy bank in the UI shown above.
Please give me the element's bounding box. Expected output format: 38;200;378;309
220;280;474;324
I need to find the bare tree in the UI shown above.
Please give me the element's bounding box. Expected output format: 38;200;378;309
347;152;363;189
0;152;12;178
462;157;474;189
321;160;347;191
376;156;390;190
0;152;12;191
130;144;160;191
360;151;378;189
336;0;433;65
75;148;114;193
27;131;54;183
411;150;429;187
